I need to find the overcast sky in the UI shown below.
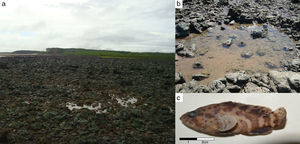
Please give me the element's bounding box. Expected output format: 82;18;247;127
0;0;174;52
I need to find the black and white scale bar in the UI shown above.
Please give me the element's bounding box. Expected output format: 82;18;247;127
179;137;215;141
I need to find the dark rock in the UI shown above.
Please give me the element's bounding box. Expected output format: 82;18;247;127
192;74;209;81
176;42;185;52
226;85;241;93
176;22;190;38
190;22;202;34
175;72;185;84
277;83;292;92
218;0;229;5
192;62;203;69
251;29;268;39
228;7;241;20
224;19;230;24
221;26;225;30
238;41;246;47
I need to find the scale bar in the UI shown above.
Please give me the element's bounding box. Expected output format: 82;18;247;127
179;137;215;141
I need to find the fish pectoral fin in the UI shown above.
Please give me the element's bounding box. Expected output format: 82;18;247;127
216;115;237;132
249;127;272;135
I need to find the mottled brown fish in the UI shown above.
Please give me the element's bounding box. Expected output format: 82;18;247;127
180;101;286;136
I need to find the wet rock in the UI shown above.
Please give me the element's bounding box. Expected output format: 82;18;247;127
194;85;210;93
222;39;233;47
277;83;292;92
179;80;199;93
229;20;236;25
296;42;300;49
190;22;202;34
218;0;229;5
192;62;203;69
176;22;190;38
268;71;299;92
241;51;254;58
290;59;300;72
224;19;230;24
175;72;185;84
256;49;266;56
208;79;226;93
225;71;249;84
192;74;209;81
175;42;185;52
177;50;195;57
282;46;293;51
228;7;241;20
243;82;270;93
288;74;300;91
226;85;241;93
175;84;183;92
221;26;225;30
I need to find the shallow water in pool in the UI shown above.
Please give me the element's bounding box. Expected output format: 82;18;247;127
176;24;296;85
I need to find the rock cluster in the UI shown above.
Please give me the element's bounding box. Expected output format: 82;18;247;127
0;56;174;143
176;71;300;93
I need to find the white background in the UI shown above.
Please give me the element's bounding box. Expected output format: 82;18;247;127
176;93;300;144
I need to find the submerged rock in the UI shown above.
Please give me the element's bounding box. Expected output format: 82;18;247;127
222;39;233;47
256;49;266;56
251;29;268;39
241;51;254;58
192;62;203;69
192;74;209;81
264;61;278;69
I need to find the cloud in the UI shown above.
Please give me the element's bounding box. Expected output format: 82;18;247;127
0;0;174;52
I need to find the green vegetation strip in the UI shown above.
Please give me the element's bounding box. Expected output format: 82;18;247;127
59;49;174;60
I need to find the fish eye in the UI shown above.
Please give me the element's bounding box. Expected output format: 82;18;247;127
188;111;197;118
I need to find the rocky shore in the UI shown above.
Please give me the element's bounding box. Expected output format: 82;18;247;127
175;0;300;93
0;56;174;143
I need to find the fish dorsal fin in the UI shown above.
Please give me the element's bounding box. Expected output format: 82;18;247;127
216;115;237;132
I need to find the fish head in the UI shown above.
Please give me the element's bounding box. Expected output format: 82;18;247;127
180;110;218;133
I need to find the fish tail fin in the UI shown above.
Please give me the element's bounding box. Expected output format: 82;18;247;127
273;107;287;129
